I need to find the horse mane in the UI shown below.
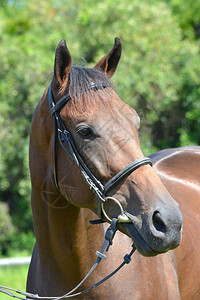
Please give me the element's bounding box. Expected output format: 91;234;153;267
61;65;115;116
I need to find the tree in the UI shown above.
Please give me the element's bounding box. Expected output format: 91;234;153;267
166;0;200;40
0;0;199;255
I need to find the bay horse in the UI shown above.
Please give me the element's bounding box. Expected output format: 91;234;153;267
27;38;200;299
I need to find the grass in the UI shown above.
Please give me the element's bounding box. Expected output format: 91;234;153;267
0;264;29;300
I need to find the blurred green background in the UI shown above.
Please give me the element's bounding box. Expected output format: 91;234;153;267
0;0;200;259
0;265;28;299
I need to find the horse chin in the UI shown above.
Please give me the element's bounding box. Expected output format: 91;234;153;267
122;223;168;257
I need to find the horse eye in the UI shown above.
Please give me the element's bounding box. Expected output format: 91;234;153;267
77;126;93;138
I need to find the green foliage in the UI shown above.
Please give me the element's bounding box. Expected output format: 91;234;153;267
0;201;34;256
0;202;14;255
166;0;200;40
8;231;35;257
0;0;199;255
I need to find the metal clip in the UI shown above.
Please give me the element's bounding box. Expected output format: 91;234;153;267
95;218;119;260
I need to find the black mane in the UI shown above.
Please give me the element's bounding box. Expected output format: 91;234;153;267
69;65;113;97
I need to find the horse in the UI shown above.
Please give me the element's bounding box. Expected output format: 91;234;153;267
27;38;200;299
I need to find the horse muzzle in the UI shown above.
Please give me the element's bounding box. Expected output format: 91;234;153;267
123;203;183;257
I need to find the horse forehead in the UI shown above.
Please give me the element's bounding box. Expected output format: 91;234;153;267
63;89;136;130
89;97;133;122
86;107;133;133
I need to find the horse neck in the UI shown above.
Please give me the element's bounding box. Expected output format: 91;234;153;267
31;189;105;283
47;204;105;270
30;92;105;283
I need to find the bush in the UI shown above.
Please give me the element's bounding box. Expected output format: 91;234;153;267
0;202;34;257
0;202;14;255
9;231;35;257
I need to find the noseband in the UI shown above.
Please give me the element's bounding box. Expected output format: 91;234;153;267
48;82;152;220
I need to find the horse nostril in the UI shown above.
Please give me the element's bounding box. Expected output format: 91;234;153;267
152;211;166;233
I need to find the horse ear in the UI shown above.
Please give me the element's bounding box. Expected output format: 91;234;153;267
54;39;72;86
94;37;122;77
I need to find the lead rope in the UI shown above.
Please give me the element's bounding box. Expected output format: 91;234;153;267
0;218;136;300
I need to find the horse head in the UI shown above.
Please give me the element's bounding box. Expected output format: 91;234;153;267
31;38;182;258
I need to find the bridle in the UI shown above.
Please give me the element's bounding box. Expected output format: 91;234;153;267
48;81;152;221
0;80;153;299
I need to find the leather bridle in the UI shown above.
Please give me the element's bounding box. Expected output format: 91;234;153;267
0;81;153;299
48;81;152;220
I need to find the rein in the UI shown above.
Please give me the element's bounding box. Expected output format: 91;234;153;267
0;218;136;300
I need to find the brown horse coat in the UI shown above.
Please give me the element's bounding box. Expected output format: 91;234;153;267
27;38;199;299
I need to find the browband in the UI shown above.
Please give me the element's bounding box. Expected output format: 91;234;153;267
49;81;110;115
